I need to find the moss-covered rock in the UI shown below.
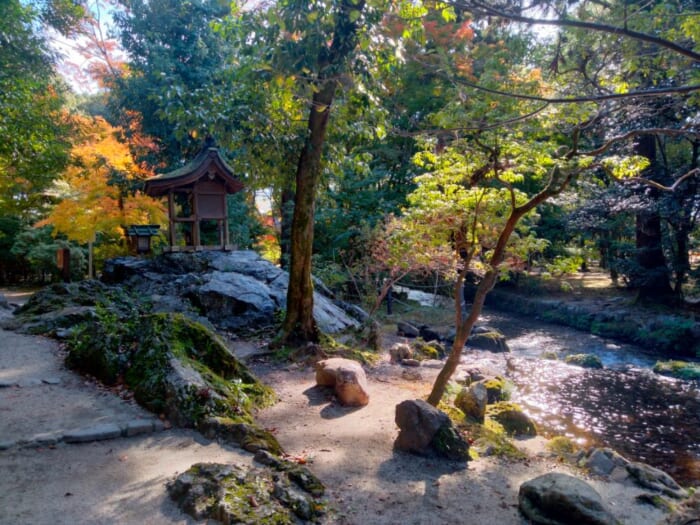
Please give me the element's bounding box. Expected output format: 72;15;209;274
652;360;700;380
254;450;325;498
66;305;276;450
482;376;511;403
167;462;325;524
454;382;487;423
487;401;537;437
470;419;526;459
467;330;509;353
431;423;471;461
199;416;282;455
564;353;603;369
411;339;445;360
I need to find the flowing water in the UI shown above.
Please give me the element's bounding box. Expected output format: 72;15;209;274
461;309;700;486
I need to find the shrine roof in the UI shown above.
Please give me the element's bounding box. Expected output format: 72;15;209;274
144;145;243;197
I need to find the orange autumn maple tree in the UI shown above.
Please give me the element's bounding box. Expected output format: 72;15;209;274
38;114;165;250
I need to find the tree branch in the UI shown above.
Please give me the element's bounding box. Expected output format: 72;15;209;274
449;0;700;62
451;78;700;104
616;168;700;192
583;128;700;157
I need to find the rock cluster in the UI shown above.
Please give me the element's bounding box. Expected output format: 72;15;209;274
580;447;688;500
101;251;360;334
396;321;509;353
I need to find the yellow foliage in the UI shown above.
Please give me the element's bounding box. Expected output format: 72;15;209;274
37;115;166;245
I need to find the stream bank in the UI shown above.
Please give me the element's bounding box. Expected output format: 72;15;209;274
475;285;700;358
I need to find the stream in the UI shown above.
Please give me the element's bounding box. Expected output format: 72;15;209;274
461;308;700;486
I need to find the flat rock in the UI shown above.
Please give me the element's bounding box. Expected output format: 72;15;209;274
519;472;617;525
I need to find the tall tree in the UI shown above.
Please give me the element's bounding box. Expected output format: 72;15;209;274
111;0;231;165
0;0;84;219
274;0;372;344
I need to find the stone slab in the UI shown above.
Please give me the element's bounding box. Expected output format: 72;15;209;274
30;431;63;446
124;420;154;437
64;423;122;444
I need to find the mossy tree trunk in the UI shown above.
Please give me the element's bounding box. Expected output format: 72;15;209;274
280;0;366;345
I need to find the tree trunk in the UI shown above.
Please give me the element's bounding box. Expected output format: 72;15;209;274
279;0;366;345
427;165;573;405
281;82;335;343
634;210;674;301
633;135;675;303
279;183;295;270
427;270;496;406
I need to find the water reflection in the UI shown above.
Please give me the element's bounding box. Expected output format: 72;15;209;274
459;310;700;486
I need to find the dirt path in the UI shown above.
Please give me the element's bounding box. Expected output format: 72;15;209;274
252;358;667;525
0;296;671;524
0;324;254;525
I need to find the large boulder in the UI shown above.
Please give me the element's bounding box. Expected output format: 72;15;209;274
315;358;370;407
519;473;618;525
394;399;470;461
66;310;278;452
101;251;361;335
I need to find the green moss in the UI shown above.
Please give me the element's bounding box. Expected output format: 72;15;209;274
653;360;700;380
199;416;283;455
486;401;537;437
546;436;577;456
469;419;526;459
431;423;470;461
591;319;638;340
638;318;696;356
540;351;559;360
482;377;511;403
635;493;675;512
564;353;603;369
438;400;467;424
412;340;445;360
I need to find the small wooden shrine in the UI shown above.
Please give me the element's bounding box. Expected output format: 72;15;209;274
144;138;244;251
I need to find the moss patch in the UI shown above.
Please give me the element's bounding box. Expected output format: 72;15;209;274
486;401;537;437
653;360;700;380
168;462;324;524
546;436;577;456
482;377;511;403
64;291;276;451
564;353;603;369
469;419;526;459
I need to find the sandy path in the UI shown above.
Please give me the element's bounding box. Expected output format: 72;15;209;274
0;325;254;525
253;360;666;525
0;291;671;524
